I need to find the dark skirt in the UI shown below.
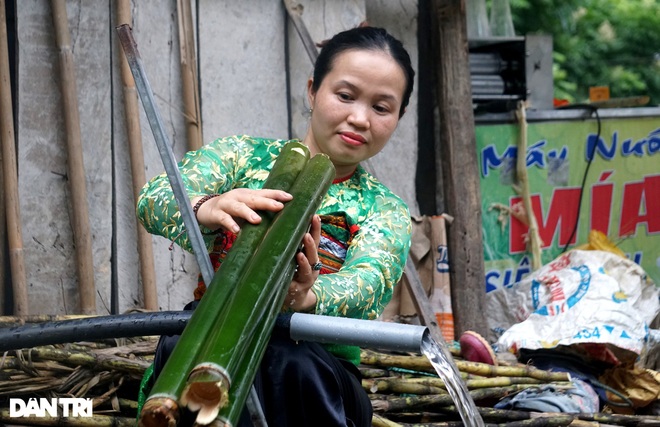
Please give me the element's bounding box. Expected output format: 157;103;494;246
152;302;372;427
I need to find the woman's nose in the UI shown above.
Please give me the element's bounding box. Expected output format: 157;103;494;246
347;105;370;129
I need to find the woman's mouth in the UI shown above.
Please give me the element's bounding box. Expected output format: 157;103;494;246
340;132;366;146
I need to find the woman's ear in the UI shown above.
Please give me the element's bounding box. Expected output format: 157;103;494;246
307;78;315;109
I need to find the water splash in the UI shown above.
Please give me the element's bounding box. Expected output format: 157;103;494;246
420;333;485;427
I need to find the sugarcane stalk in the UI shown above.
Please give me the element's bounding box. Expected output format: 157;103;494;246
117;398;139;411
387;421;480;427
435;406;582;426
371;393;456;413
475;407;530;422
0;409;135;426
564;421;597;427
0;357;75;372
361;350;570;382
496;416;577;427
466;410;660;427
371;385;541;413
51;0;96;314
361;349;436;373
372;413;405;427
364;376;560;395
424;376;548;388
364;378;447;395
576;413;660;426
463;377;550;388
140;142;310;425
181;154;335;424
456;362;569;382
0;377;67;394
15;347;149;375
395;423;465;427
392;376;552;389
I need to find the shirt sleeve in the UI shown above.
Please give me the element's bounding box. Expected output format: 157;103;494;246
312;194;412;320
136;135;251;252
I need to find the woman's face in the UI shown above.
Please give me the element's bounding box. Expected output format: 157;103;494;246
304;49;407;178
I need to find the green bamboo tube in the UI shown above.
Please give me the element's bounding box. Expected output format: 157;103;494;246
139;142;309;427
217;262;297;425
181;154;335;424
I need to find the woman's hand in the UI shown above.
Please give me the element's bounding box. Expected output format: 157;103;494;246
192;189;292;233
285;214;321;312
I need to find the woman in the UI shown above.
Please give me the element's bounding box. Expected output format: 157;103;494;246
137;25;415;427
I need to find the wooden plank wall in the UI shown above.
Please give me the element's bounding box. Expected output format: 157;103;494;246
12;0;419;315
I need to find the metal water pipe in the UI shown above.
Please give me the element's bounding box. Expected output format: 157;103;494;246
283;313;428;353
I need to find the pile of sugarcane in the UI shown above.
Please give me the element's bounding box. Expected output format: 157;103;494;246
359;348;660;427
0;336;155;426
1;337;658;427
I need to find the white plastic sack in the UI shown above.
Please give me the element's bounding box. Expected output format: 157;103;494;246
487;250;660;356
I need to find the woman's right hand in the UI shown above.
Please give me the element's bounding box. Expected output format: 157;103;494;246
192;189;292;233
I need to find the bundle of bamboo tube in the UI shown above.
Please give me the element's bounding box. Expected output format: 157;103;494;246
139;142;335;427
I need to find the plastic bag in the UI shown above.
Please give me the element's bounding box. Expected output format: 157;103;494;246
487;250;660;357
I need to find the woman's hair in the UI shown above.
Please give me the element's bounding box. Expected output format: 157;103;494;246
312;26;415;118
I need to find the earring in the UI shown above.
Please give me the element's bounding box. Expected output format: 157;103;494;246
309;107;313;114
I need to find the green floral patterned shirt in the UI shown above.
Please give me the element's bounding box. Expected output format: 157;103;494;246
137;135;412;322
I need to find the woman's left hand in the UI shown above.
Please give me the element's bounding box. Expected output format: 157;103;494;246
285;215;321;312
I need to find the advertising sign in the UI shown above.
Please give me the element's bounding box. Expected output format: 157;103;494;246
476;113;659;294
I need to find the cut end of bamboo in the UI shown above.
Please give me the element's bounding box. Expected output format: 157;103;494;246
138;396;180;427
181;381;226;425
181;364;231;425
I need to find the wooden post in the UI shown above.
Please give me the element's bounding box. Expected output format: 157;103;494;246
0;0;28;315
177;0;203;151
0;116;5;315
430;0;487;337
51;0;96;314
117;0;158;311
283;0;319;64
515;101;542;270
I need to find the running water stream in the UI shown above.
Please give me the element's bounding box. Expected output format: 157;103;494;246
420;334;485;427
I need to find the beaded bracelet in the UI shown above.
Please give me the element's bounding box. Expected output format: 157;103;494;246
192;194;222;235
192;193;221;219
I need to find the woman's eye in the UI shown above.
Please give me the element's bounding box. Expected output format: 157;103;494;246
338;92;352;101
374;105;389;113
